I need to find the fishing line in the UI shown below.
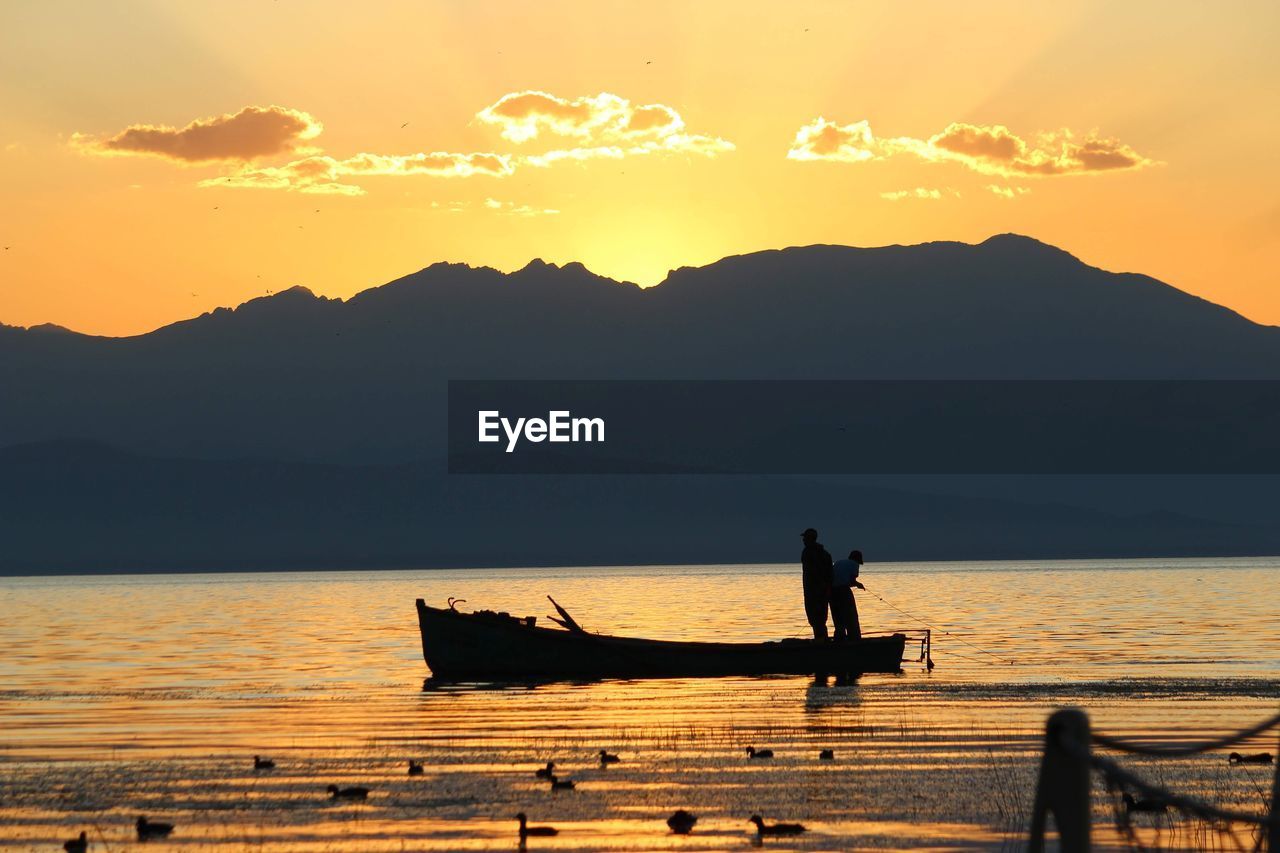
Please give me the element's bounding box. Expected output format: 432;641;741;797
928;646;998;667
863;587;1016;666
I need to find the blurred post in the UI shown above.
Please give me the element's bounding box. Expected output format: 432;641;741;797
1028;708;1092;852
1269;728;1278;852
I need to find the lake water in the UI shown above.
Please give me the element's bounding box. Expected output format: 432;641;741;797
1;559;1277;851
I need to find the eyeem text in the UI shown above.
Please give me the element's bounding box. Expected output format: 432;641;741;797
478;410;605;453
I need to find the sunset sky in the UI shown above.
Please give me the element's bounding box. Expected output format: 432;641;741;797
1;0;1278;336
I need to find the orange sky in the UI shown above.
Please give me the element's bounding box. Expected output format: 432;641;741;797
1;0;1277;336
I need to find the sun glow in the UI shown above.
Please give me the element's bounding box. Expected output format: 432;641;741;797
1;1;1278;334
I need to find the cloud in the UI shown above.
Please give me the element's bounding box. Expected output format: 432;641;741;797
925;125;1153;176
427;199;559;216
77;104;513;195
522;145;627;168
483;198;560;216
478;92;626;143
477;90;733;162
200;151;514;195
787;118;877;163
929;123;1026;162
987;184;1031;199
880;187;962;201
72;106;322;163
83;93;727;195
881;188;942;201
789;118;1155;177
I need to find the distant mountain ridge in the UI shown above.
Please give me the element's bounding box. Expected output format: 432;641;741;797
8;235;1271;340
4;234;1280;464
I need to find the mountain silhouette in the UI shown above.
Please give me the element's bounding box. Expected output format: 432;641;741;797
3;234;1279;573
3;234;1278;464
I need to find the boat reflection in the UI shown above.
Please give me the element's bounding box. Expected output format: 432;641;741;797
804;672;864;714
422;672;824;692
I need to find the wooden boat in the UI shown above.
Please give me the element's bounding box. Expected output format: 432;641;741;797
416;598;909;681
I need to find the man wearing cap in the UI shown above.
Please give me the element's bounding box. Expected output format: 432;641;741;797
831;550;866;641
800;528;834;641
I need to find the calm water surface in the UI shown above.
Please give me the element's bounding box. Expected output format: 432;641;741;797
1;559;1277;851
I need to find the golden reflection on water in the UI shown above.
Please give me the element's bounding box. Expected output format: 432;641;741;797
0;559;1277;850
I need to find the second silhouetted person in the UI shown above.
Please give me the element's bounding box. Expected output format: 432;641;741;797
800;528;834;640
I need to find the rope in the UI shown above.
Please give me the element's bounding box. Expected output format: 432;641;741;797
1090;749;1275;828
862;588;1016;666
931;646;1000;667
1052;727;1279;829
1091;710;1280;757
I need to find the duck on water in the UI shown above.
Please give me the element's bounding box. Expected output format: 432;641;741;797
749;815;807;837
667;810;698;834
136;817;174;841
328;785;370;800
548;775;576;791
517;813;557;839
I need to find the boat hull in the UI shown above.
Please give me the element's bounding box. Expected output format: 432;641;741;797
416;599;907;681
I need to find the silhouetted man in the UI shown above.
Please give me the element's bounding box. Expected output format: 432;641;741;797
831;550;865;641
800;528;834;640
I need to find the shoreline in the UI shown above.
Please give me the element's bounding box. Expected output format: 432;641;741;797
4;552;1280;580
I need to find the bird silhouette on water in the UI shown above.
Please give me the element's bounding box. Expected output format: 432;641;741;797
517;812;558;839
253;755;275;770
819;749;834;760
534;761;555;779
327;784;369;800
666;809;697;834
749;815;806;837
1123;793;1169;814
1228;751;1272;765
136;817;174;841
746;746;773;759
548;775;576;791
63;831;87;853
599;750;620;765
408;759;425;775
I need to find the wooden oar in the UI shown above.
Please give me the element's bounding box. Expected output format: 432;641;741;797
547;596;586;633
